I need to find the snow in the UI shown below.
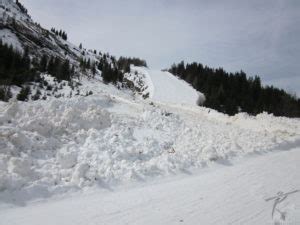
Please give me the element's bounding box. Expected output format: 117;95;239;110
128;66;205;105
0;0;31;22
0;2;299;221
0;76;299;207
0;28;23;52
0;147;299;225
0;70;299;225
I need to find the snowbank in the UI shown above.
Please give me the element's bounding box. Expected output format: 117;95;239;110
0;86;299;204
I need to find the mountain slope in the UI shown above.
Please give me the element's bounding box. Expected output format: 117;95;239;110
0;0;131;103
125;66;205;105
0;1;300;225
0;0;79;61
140;67;204;105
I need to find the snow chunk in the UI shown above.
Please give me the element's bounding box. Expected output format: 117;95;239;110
8;157;32;177
57;147;78;169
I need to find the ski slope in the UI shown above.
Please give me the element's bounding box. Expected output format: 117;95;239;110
149;70;204;105
1;147;299;225
127;66;205;105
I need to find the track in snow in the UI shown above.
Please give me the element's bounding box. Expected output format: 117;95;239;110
1;148;299;225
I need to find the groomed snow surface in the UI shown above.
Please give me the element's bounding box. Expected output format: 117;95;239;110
126;66;205;105
0;72;300;224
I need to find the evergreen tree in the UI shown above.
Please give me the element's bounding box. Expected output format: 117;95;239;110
92;64;96;75
60;60;71;81
47;56;55;75
17;86;31;101
40;54;48;72
86;59;91;69
0;85;12;102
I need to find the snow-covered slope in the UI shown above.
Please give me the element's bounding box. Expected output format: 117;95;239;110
147;69;204;105
0;0;104;70
0;0;31;22
0;28;23;52
126;66;205;105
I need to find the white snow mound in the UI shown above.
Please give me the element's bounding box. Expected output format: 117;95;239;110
0;82;299;204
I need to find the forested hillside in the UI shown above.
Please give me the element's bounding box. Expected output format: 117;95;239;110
169;61;300;117
0;0;149;102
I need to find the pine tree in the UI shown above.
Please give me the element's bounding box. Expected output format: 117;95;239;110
0;85;12;102
86;59;91;69
17;86;31;101
40;54;48;72
53;57;62;79
92;64;96;76
60;60;71;81
47;56;55;75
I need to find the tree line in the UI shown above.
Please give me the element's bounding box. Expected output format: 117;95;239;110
79;50;147;85
79;54;124;84
117;57;147;73
0;40;37;101
0;39;75;101
50;28;68;41
169;61;300;117
16;0;28;15
39;54;75;81
0;34;148;101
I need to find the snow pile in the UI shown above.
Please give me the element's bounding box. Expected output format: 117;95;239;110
0;89;299;204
